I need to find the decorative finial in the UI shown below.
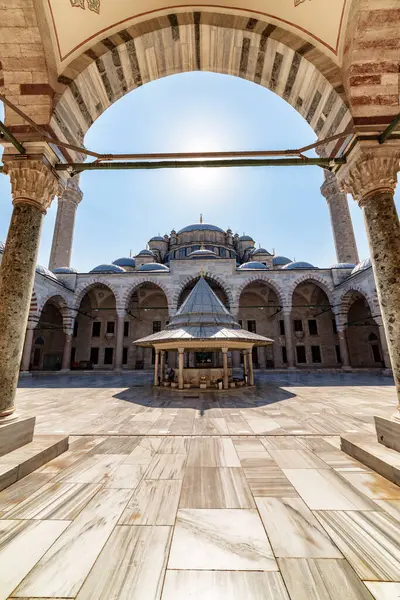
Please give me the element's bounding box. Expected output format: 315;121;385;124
200;267;205;277
200;243;205;250
200;213;203;224
129;249;132;258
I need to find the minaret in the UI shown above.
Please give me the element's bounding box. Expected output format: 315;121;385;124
321;171;359;264
49;176;83;270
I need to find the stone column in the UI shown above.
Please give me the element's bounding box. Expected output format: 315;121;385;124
115;312;125;372
337;328;350;369
61;334;73;372
154;349;160;386
160;351;166;383
247;349;255;386
321;171;359;264
222;348;229;389
375;316;392;371
283;309;295;368
0;159;59;419
21;322;36;373
243;350;248;383
337;144;400;407
49;176;83;270
178;348;184;389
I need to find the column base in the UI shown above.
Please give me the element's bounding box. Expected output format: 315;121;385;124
382;368;393;377
113;368;123;374
19;371;32;378
59;369;71;374
287;367;297;371
341;366;352;372
0;411;19;423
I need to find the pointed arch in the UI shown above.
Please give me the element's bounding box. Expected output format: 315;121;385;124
73;277;121;311
289;274;334;306
235;275;285;307
36;292;70;317
173;272;234;310
121;278;173;311
338;287;376;317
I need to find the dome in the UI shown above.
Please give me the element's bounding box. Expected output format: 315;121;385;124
52;267;78;274
149;236;165;242
138;263;170;272
252;248;270;255
239;235;254;241
36;265;58;280
351;257;372;275
281;261;316;270
329;263;356;270
136;249;154;256
0;241;5;253
188;248;218;259
90;264;126;274
273;256;292;267
113;257;136;268
238;261;269;270
177;223;225;234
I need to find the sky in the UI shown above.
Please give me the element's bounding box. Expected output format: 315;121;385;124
0;71;398;272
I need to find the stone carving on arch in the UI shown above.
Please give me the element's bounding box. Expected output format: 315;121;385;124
73;277;121;311
52;10;351;160
121;278;173;312
173;273;234;310
288;274;335;306
235;276;286;307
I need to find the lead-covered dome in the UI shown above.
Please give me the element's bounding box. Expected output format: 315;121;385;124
138;263;170;272
0;241;5;253
177;223;225;234
282;261;316;270
252;248;270;256
36;265;58;280
136;249;154;257
149;236;165;242
52;267;78;274
351;257;372;275
238;261;269;270
273;256;292;267
90;264;126;274
113;257;136;268
330;263;355;270
188;248;219;259
239;235;254;241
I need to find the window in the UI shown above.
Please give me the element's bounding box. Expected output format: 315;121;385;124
92;321;101;337
371;343;382;363
247;320;257;333
335;345;341;363
178;247;186;259
332;319;337;335
73;321;78;338
104;347;114;365
282;346;288;364
153;321;162;333
308;319;318;336
122;347;128;365
238;320;243;328
296;345;306;363
90;347;99;364
220;248;226;258
294;320;303;332
71;348;76;364
124;321;129;337
106;321;115;334
311;345;322;363
279;319;285;335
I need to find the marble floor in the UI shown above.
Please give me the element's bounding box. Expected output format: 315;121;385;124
0;372;399;599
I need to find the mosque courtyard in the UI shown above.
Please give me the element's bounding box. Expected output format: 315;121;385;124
0;372;398;599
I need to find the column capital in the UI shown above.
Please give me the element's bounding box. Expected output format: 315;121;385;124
60;176;83;207
320;171;342;200
116;309;126;319
282;307;292;316
178;347;185;354
336;144;400;206
3;158;61;214
222;347;228;354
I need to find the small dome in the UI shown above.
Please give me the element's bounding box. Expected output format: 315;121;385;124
351;257;372;275
149;236;165;242
136;249;154;256
52;267;78;274
138;263;170;272
252;248;270;255
188;248;218;259
113;257;136;268
273;256;292;267
36;265;58;280
177;223;225;234
281;261;316;270
90;264;126;274
0;241;5;253
239;235;254;242
238;261;269;270
330;263;356;270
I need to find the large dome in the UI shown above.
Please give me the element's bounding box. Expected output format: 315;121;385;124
238;261;269;270
113;257;136;268
138;263;170;272
177;223;225;234
90;264;126;274
281;261;316;270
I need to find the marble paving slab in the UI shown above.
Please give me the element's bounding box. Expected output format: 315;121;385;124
255;497;343;558
0;472;54;517
168;509;278;571
180;467;255;509
119;479;182;525
244;466;299;497
315;510;400;581
76;525;172;600
161;570;290;600
264;448;329;469
187;438;240;467
278;558;374;599
339;471;400;500
374;499;400;522
364;582;400;600
144;454;187;479
13;488;132;598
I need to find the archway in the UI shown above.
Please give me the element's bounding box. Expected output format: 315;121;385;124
291;280;337;368
177;276;230;309
126;282;169;370
31;298;66;371
238;280;282;368
73;283;117;369
344;291;384;369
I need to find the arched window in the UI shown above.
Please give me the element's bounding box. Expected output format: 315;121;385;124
35;336;45;345
368;333;378;342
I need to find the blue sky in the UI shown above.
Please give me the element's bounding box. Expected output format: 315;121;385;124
0;71;398;272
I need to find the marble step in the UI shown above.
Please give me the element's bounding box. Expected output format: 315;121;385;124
0;416;35;457
374;416;400;452
0;434;69;492
341;433;400;487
